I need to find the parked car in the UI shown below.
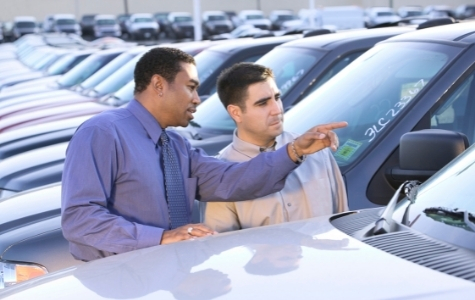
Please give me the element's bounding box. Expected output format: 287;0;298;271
282;6;365;31
0;47;125;101
202;11;233;39
11;16;38;40
0;48;95;90
50;14;81;35
364;7;401;28
238;10;271;30
455;5;475;19
153;12;170;37
398;5;424;18
166;12;194;40
1;22;13;42
269;10;297;30
125;13;159;41
210;24;266;40
2;130;475;296
116;13;130;36
79;14;96;36
423;5;456;18
92;14;121;39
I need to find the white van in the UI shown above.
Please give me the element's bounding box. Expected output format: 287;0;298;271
282;6;365;31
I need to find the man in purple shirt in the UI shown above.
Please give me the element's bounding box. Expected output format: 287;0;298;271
61;47;347;262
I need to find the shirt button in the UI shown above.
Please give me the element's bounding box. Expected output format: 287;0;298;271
287;203;292;207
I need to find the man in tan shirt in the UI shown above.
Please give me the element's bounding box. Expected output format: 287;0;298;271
203;63;348;232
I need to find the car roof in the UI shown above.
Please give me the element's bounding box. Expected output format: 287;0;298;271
94;14;116;20
205;35;299;54
384;22;475;44
13;16;36;22
53;14;75;20
130;13;154;18
280;27;414;50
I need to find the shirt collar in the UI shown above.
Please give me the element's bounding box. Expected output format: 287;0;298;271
126;99;163;145
232;129;282;158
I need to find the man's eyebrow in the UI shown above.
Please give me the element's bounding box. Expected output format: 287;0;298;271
253;96;271;106
189;79;200;87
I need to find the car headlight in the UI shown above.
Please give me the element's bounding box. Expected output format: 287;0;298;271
0;260;48;289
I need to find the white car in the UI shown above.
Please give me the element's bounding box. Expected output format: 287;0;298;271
11;16;38;40
364;7;401;28
125;13;159;40
238;10;271;30
92;14;121;39
1;129;475;298
50;14;81;36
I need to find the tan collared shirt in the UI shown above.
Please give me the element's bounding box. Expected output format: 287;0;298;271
203;131;348;232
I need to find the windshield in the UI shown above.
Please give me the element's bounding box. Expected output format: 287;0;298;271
193;47;324;131
376;11;396;17
93;53;142;96
46;54;82;75
195;49;227;84
392;144;475;251
56;19;76;25
284;42;461;169
208;15;227;21
133;17;153;23
80;52;140;90
100;80;135;106
16;21;36;28
246;14;264;20
277;15;296;21
57;52;121;87
96;19;116;25
175;16;192;22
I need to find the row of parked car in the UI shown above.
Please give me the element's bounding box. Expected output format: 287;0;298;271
1;17;475;298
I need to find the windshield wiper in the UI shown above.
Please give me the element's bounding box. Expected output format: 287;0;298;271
372;180;420;235
423;207;475;232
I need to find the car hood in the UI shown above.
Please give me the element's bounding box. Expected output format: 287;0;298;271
0;214;474;299
0;89;75;111
244;19;271;26
0;71;43;88
0;78;61;102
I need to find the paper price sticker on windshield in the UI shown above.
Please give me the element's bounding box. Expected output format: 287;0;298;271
335;139;362;160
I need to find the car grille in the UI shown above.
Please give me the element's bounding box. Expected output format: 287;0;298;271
214;25;229;32
363;231;475;282
61;29;77;33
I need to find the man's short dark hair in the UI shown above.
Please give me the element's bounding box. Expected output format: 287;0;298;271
134;47;195;94
217;62;274;111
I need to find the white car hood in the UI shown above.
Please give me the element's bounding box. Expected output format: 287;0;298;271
1;215;474;299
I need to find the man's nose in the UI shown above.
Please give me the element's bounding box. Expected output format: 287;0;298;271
270;99;283;115
193;90;201;105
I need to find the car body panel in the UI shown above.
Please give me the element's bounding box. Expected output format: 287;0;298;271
0;212;474;298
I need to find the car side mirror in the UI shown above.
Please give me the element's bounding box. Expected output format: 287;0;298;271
387;129;468;184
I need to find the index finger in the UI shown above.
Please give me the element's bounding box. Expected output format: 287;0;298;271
311;121;348;133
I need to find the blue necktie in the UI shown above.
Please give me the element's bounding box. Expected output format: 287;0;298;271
160;130;188;229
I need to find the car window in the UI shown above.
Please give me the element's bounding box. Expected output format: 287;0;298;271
430;71;475;144
284;42;462;168
96;19;116;25
46;54;87;75
299;51;366;101
56;19;76;25
193;48;324;130
133;18;153;23
57;53;120;87
195;50;227;84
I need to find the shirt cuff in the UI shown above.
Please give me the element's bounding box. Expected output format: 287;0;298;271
135;225;165;249
275;144;301;168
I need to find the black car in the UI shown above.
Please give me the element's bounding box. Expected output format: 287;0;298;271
201;11;234;39
153;12;170;37
177;26;414;153
166;12;195;40
79;14;97;37
116;14;130;36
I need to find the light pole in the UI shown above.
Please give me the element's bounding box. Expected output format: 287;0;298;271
256;0;261;10
123;0;129;14
193;0;202;41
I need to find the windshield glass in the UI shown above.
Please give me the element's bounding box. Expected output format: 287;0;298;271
32;52;59;70
175;16;192;22
100;80;134;106
277;15;296;20
193;47;324;131
134;17;153;23
208;15;227;21
195;49;227;84
93;53;142;96
56;19;76;25
45;54;76;75
80;52;139;90
96;19;116;25
392;144;475;251
284;42;461;168
16;21;36;28
246;14;264;20
57;52;121;87
376;11;396;16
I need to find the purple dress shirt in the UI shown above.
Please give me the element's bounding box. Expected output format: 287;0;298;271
61;99;297;261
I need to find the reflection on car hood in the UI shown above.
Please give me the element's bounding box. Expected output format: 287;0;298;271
0;215;473;299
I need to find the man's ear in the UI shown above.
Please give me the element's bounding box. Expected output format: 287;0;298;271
150;74;165;96
227;104;243;123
